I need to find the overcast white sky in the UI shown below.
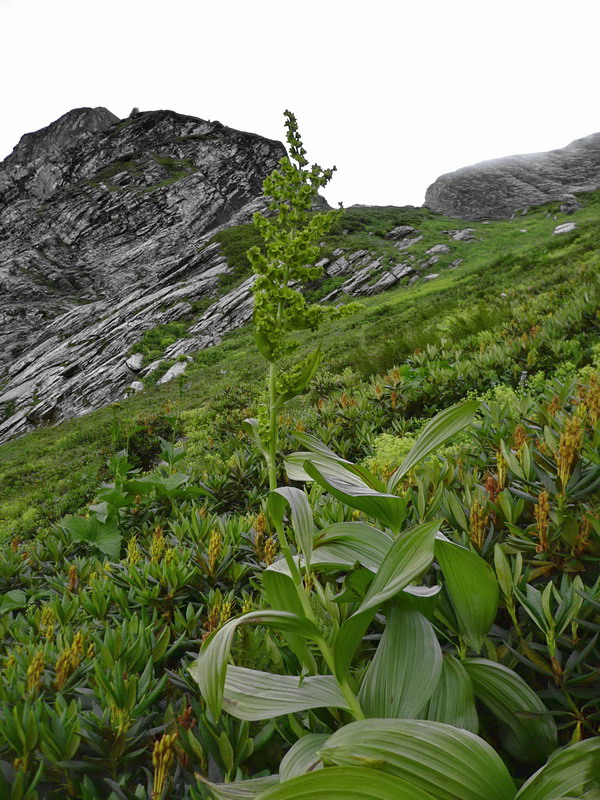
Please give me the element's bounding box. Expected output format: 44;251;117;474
0;0;598;207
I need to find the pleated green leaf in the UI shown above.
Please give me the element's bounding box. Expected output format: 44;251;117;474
359;520;440;614
202;774;280;799
320;719;515;800
387;400;479;492
426;652;479;733
463;658;557;763
515;738;600;800
261;567;317;673
222;666;349;721
291;432;388;491
189;611;323;721
268;487;315;570
304;460;408;533
256;766;438;800
279;734;329;782
332;520;439;681
358;601;442;718
313;521;393;571
435;536;499;652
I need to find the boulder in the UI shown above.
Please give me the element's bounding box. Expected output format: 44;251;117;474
425;132;600;219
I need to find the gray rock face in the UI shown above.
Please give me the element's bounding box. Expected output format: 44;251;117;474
425;132;600;219
553;222;577;235
0;107;286;442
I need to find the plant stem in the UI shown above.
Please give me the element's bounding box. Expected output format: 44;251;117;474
268;362;278;492
315;637;365;721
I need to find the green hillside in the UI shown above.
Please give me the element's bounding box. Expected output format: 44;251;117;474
0;188;599;798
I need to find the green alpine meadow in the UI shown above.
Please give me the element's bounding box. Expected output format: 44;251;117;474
1;111;599;800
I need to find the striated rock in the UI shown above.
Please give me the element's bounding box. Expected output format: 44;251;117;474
425;132;600;219
385;224;416;240
443;228;476;241
426;244;451;255
0;107;287;441
553;222;577;235
157;358;192;385
126;353;145;371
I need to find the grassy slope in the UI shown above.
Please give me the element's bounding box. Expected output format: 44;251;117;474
1;192;599;539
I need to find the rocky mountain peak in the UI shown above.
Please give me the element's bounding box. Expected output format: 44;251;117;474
425;132;600;219
0;107;287;441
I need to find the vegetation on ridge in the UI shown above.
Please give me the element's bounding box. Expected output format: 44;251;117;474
0;123;599;798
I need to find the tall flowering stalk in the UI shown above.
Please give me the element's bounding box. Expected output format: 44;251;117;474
246;110;357;490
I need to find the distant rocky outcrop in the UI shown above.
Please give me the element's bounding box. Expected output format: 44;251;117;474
0;107;286;441
425;132;600;219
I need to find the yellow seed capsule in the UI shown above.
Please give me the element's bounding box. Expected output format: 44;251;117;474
534;490;550;551
263;536;277;566
126;535;141;565
557;415;583;487
207;529;222;574
27;650;45;692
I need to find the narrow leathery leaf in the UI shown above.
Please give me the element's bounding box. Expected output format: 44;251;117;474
304;461;408;532
427;652;479;733
222;666;349;720
359;520;439;614
279;734;329;782
256;765;438;800
515;738;600;800
269;487;315;570
494;544;514;598
332;521;439;681
435;537;499;652
387;400;479;492
201;774;280;799
314;522;393;571
189;611;323;721
463;658;557;763
320;719;515;800
359;600;442;719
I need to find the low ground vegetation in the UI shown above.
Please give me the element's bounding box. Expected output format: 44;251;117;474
0;184;599;797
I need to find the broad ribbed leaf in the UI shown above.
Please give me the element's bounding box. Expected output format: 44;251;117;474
314;522;393;571
261;567;317;673
463;658;557;763
359;600;442;718
189;611;323;721
332;520;439;681
305;461;408;533
387;400;479;492
269;487;315;571
320;719;515;800
257;766;437;799
222;667;349;720
427;652;479;733
515;738;600;800
435;536;498;652
285;451;382;489
360;520;439;614
291;432;387;491
202;775;280;799
280;734;329;782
